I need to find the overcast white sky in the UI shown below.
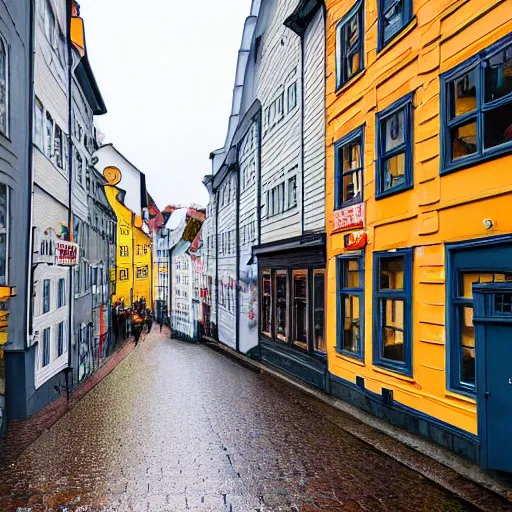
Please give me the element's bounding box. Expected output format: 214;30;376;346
81;0;253;210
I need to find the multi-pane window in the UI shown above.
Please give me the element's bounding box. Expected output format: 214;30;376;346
42;327;51;367
313;270;326;353
0;184;8;286
376;93;413;198
335;127;363;209
57;322;64;357
336;0;364;90
275;271;288;342
378;0;413;50
46;112;53;157
0;35;8;136
43;279;51;314
293;270;308;350
287;82;297;112
441;35;512;173
373;250;413;375
261;270;272;337
54;125;63;168
120;246;129;257
119;268;129;281
268;182;286;217
34;99;44;149
58;278;65;308
337;258;363;358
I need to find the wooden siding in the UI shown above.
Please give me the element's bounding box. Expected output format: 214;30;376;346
303;8;326;233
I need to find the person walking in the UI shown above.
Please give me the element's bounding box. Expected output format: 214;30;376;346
145;308;153;334
131;311;144;346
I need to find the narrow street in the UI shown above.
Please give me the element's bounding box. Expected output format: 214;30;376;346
0;329;473;512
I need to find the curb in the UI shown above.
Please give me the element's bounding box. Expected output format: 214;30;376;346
205;340;512;512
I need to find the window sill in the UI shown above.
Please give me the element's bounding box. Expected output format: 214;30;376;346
445;389;476;405
335;69;367;97
335;350;365;366
377;17;418;57
372;364;414;382
375;182;413;201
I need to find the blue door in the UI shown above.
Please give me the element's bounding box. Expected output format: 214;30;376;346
474;284;512;472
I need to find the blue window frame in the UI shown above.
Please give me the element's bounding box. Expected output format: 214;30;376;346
376;93;414;199
42;327;50;367
373;249;413;375
377;0;413;51
337;255;364;360
440;33;512;175
43;279;50;314
334;126;364;210
57;322;64;357
335;0;364;91
446;236;512;396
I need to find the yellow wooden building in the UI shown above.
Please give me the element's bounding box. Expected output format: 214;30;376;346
325;0;512;469
103;167;153;308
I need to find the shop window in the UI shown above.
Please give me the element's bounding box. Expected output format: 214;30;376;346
293;270;308;350
441;35;512;174
57;322;64;357
373;250;413;375
261;270;272;337
378;0;412;50
336;0;364;90
337;257;364;359
313;270;326;353
0;34;8;136
376;94;413;198
334;126;364;209
58;278;65;308
43;279;51;314
42;327;51;367
274;271;288;342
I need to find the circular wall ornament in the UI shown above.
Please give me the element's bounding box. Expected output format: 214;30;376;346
103;166;122;185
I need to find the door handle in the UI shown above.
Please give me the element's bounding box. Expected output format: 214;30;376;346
485;392;491;399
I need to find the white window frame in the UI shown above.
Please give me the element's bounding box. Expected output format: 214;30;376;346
0;33;9;137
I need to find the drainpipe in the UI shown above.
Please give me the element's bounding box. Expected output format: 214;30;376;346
300;33;305;235
256;110;262;246
234;164;240;353
214;189;219;339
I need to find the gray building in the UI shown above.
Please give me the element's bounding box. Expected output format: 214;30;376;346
0;1;33;432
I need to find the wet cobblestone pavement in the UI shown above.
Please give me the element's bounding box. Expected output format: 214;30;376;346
0;329;481;511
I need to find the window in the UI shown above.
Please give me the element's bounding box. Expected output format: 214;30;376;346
269;182;286;217
46;112;53;157
337;258;363;358
0;35;8;135
376;93;413;198
441;35;512;174
336;0;364;90
76;151;83;183
334;126;363;210
57;322;64;357
261;270;272;337
120;246;129;257
136;266;148;279
0;184;8;286
293;270;308;350
378;0;413;50
58;278;65;308
288;175;297;208
54;125;63;168
42;327;51;367
119;268;129;281
34;99;44;149
287;82;297;112
313;270;326;353
42;279;51;314
373;250;413;375
274;271;288;342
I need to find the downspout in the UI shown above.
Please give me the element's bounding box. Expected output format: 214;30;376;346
300;32;306;235
168;245;173;335
131;213;135;305
214;189;219;338
66;0;74;395
234;164;240;352
256;111;262;246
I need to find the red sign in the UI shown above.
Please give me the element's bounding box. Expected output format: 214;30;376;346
333;203;365;233
344;230;368;250
56;241;79;266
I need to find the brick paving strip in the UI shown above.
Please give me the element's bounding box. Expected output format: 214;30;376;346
205;340;512;512
0;335;139;467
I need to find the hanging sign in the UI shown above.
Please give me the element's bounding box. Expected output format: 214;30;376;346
34;229;79;266
344;230;368;250
333;203;365;233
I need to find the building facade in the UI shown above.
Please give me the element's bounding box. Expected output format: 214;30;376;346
325;0;512;470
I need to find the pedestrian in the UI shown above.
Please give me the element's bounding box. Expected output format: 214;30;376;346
145;308;153;334
131;311;144;346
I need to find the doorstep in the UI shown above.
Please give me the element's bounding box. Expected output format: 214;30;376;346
205;340;512;511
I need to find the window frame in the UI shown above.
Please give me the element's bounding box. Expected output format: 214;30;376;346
287;82;297;112
292;269;309;350
440;33;512;175
335;0;365;91
42;278;51;314
57;278;65;308
0;33;9;137
375;93;414;199
336;255;365;360
372;248;413;376
313;269;326;354
57;321;64;357
334;125;364;210
260;269;273;338
377;0;413;51
42;327;51;367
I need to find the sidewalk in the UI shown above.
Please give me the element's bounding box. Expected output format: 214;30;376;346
0;330;154;467
206;340;512;511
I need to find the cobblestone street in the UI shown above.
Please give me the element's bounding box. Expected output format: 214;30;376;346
0;329;481;511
